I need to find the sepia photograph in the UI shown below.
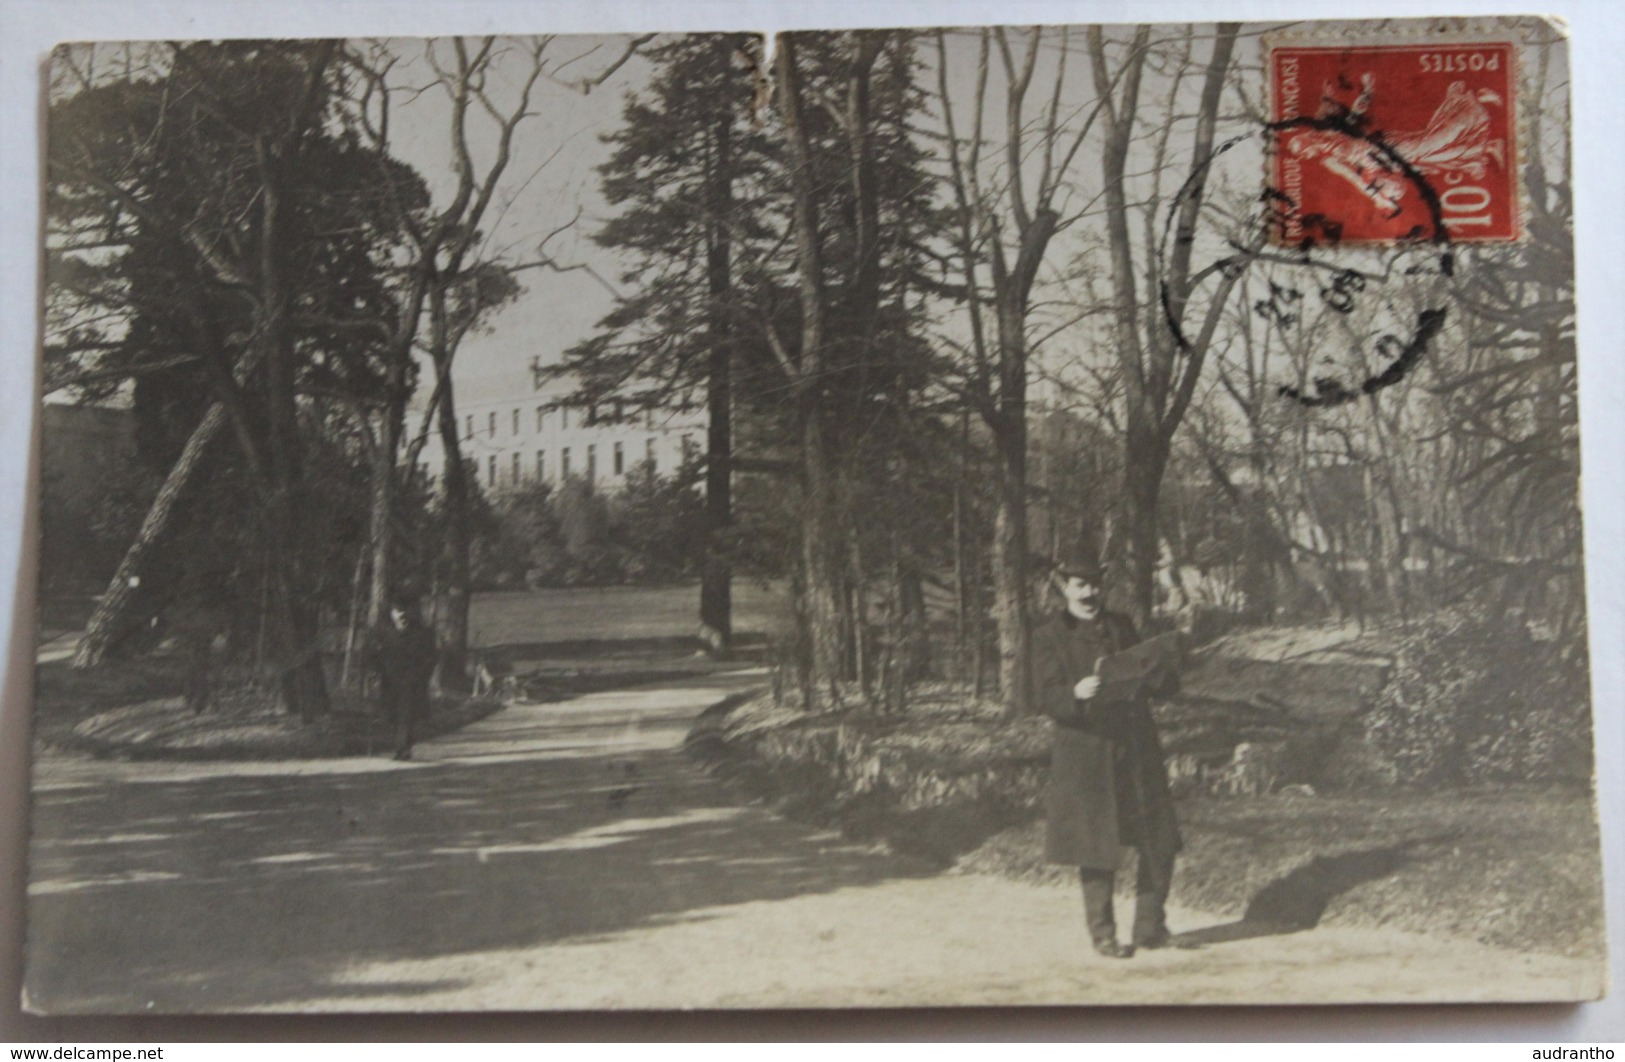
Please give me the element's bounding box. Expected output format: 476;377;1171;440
9;5;1617;1021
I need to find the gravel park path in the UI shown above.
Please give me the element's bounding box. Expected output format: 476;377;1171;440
23;670;1602;1013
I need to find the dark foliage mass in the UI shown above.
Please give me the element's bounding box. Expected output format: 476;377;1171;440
1363;605;1593;789
45;43;434;713
565;30;951;685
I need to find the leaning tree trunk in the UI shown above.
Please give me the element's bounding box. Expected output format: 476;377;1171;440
73;329;278;669
72;403;227;668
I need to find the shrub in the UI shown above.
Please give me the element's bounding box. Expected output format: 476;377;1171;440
1362;607;1593;788
480;470;704;588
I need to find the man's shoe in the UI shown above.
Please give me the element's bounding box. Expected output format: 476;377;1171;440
1092;937;1135;959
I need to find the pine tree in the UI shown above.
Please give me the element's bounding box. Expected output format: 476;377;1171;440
558;34;769;651
570;31;943;702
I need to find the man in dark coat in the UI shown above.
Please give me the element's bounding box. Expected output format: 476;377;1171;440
371;595;439;761
1031;550;1183;959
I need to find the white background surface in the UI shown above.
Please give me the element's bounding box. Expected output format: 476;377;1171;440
0;0;1620;1042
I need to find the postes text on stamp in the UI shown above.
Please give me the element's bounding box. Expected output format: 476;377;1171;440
1271;40;1518;244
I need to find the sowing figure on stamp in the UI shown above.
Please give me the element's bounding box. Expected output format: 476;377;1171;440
1288;72;1506;216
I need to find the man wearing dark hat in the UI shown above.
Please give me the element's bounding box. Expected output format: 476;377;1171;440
371;593;439;761
1031;548;1183;959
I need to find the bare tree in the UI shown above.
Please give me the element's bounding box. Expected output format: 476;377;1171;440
929;27;1123;712
1087;23;1240;627
349;35;646;678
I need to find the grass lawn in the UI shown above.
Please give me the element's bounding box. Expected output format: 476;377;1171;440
467;581;790;652
34;582;791;760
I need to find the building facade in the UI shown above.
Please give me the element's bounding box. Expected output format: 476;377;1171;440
413;371;707;494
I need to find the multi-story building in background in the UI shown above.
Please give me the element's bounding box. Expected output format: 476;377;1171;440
413;369;706;494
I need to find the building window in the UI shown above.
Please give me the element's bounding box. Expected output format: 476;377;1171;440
561;447;571;478
681;434;696;461
536;406;545;433
512;451;521;485
536;450;546;480
586;444;597;482
646;437;657;470
465;415;473;440
488;411;497;437
512;409;520;436
488;454;497;487
561;407;570;431
613;441;624;476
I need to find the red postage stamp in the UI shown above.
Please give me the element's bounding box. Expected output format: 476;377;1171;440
1270;40;1519;244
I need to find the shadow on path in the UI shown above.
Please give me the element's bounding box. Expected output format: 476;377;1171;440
1172;837;1457;948
26;679;933;1013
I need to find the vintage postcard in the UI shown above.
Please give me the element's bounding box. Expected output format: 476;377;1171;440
24;16;1605;1012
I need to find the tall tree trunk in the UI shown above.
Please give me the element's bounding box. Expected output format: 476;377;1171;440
991;375;1031;715
699;340;732;652
1091;24;1236;630
987;205;1055;713
972;531;988;700
431;319;472;682
1122;421;1170;627
777;34;847;706
850;531;871;702
365;264;432;631
1364;395;1411;619
1094;28;1152;625
255;154;329;721
890;514;927;699
340;532;369;688
365;405;403;631
952;440;968;685
800;402;848;704
699;71;734;653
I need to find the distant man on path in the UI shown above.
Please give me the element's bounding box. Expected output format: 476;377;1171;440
1031;549;1183;959
372;595;438;761
174;569;230;714
174;601;220;715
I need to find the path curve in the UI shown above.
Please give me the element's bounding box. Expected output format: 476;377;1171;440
23;669;1601;1013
